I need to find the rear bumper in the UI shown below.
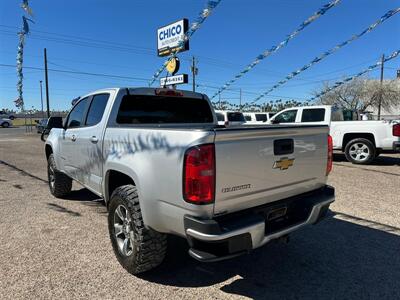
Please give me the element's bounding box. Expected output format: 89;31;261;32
184;185;334;262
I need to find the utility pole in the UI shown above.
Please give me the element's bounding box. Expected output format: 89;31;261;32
39;80;44;119
44;48;50;118
219;93;221;110
377;54;384;120
239;88;242;111
191;56;198;92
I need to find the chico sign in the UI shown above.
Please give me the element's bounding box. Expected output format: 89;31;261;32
157;19;189;57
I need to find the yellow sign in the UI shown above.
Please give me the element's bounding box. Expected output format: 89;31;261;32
165;57;180;75
273;157;295;170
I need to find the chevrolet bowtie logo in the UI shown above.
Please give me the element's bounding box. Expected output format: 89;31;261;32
273;157;295;170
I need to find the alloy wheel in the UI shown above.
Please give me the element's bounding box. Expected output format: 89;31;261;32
114;204;134;257
349;143;370;162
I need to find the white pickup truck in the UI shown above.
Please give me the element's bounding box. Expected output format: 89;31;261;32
44;88;334;274
268;105;400;164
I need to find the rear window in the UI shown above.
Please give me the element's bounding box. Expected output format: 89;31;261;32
255;114;267;122
301;109;325;122
227;112;245;122
116;95;213;124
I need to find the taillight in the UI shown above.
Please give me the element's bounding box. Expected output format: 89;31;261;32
326;135;333;176
183;144;215;204
393;123;400;137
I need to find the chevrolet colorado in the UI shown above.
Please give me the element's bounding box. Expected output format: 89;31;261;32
44;87;334;274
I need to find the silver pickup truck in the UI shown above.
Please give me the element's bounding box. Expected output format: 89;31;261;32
44;87;334;274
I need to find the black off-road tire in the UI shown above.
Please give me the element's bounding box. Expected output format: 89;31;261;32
344;138;376;165
108;185;167;274
47;153;72;197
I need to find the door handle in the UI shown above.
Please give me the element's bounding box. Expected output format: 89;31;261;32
90;136;98;144
71;134;77;142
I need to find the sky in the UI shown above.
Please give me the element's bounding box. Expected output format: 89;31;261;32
0;0;399;111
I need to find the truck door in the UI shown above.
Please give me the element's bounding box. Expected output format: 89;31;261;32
75;93;111;192
60;97;90;177
299;108;329;125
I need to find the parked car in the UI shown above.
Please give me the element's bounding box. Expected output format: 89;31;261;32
215;110;246;126
0;110;15;120
36;119;48;133
268;105;400;164
44;87;334;274
243;112;275;124
0;117;12;128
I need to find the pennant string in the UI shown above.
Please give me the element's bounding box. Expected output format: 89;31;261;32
21;0;34;16
210;0;341;99
309;49;400;102
250;7;400;104
16;0;34;110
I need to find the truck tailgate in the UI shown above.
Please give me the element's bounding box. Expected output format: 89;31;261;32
213;125;329;215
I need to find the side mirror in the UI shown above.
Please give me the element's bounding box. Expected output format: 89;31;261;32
41;116;63;142
271;119;280;124
46;116;63;130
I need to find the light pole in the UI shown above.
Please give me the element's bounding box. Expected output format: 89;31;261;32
39;80;44;119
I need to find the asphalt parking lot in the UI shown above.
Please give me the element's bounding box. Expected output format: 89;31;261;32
0;127;399;299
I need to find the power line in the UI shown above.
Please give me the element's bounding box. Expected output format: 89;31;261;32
0;63;149;82
0;24;154;53
0;29;155;57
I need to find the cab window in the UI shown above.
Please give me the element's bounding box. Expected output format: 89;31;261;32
67;97;89;128
255;114;267;122
216;113;225;122
274;110;297;123
227;112;245;122
244;115;251;121
85;94;109;126
301;108;325;122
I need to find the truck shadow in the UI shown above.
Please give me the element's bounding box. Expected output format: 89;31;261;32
333;153;400;166
58;188;108;214
71;133;185;184
140;213;400;299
